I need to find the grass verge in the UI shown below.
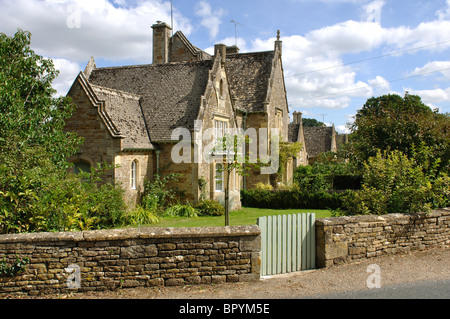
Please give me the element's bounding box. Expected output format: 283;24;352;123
151;207;331;228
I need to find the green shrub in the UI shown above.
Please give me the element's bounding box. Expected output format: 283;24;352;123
339;150;449;216
37;163;127;232
254;182;273;191
194;200;225;216
240;189;350;210
332;175;362;190
141;173;181;213
164;204;198;218
122;206;160;226
0;161;127;233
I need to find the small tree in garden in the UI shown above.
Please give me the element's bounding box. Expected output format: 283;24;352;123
211;132;248;226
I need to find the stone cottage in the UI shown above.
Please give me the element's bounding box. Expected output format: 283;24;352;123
64;22;291;210
288;111;346;165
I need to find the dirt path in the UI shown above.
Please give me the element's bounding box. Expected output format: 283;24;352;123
15;246;449;299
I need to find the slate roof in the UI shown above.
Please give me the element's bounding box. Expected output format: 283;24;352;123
82;49;276;143
288;123;301;143
225;51;275;113
303;127;334;158
91;85;154;150
88;60;212;142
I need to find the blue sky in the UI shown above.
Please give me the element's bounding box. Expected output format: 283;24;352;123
1;0;449;133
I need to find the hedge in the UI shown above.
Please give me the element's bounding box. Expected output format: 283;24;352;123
332;174;362;190
240;189;353;210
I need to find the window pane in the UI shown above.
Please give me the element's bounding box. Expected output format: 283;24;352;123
215;163;223;192
131;160;137;190
74;160;91;174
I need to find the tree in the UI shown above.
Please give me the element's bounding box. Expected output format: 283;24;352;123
349;93;450;174
0;30;84;233
302;118;325;127
0;30;82;167
211;132;247;226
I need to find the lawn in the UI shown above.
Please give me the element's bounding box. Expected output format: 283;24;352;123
151;207;332;228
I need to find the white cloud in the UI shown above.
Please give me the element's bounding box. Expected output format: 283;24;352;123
368;75;390;95
249;12;450;110
0;0;194;96
195;1;226;39
52;58;81;96
0;0;192;63
405;87;450;106
409;61;450;79
336;125;351;134
436;0;450;20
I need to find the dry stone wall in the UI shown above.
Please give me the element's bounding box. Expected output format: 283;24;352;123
316;208;450;267
0;226;260;296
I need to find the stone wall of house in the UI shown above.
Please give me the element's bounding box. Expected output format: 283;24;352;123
170;35;197;63
316;208;450;268
244;113;271;189
114;152;154;206
0;226;261;296
157;143;198;203
65;79;121;182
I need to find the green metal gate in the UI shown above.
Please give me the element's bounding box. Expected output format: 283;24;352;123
257;213;316;276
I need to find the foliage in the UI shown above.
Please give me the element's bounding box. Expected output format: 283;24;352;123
0;255;30;277
164;204;198;218
302;118;325;127
254;182;274;191
0;29;82;169
0;159;127;233
274;140;303;186
140;173;181;213
211;132;249;225
349;93;450;173
122;206;160;226
198;177;207;201
194;200;225;216
0;30;132;234
293;153;361;192
337;150;450;216
241;189;350;210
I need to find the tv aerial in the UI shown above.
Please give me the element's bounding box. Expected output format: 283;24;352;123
230;20;244;47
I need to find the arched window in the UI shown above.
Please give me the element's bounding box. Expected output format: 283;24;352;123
131;160;138;190
215;163;224;192
74;160;91;175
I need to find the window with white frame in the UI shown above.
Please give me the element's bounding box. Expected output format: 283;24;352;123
214;119;228;151
131;160;138;190
215;163;224;192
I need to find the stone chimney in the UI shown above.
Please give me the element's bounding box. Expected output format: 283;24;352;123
214;44;227;64
292;111;302;125
152;21;172;64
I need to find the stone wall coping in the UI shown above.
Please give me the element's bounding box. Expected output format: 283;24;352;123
316;208;450;226
0;225;261;244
